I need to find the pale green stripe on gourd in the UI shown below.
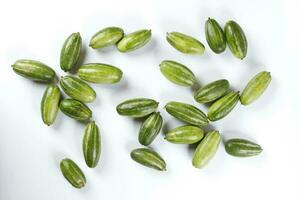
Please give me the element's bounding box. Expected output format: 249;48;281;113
130;148;166;171
117;29;151;52
41;85;61;126
90;27;124;49
60;99;92;121
83;121;101;168
165;125;204;144
208;91;239;121
205;18;226;53
12;59;56;83
116;98;159;118
225;138;263;157
60;158;86;189
240;71;271;105
166;32;205;55
192;130;221;168
224;20;247;59
160;60;196;87
138;112;163;146
60;32;82;72
77;63;123;84
60;75;96;103
165;101;208;126
194;79;230;103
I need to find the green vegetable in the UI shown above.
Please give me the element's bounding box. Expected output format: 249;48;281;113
116;98;159;118
164;125;204;144
83;121;101;168
117;29;151;52
12;59;56;83
225;138;263;157
165;101;208;126
90;27;124;49
41;85;61;126
60;32;81;72
194;79;229;103
208;91;239;121
131;148;166;171
166;32;205;55
60;99;92;121
224;20;247;59
240;71;271;105
160;60;196;87
60;75;96;103
60;158;86;189
205;18;226;53
192;130;221;168
138;112;163;146
77;63;123;84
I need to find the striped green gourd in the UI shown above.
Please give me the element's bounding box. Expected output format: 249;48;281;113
83;121;101;168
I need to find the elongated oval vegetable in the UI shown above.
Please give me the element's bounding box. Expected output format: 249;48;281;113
224;20;247;59
60;75;96;103
117;29;151;52
83;121;101;168
60;158;86;188
60;99;92;121
130;148;166;171
12;59;56;83
205;18;226;53
116;98;159;118
89;27;124;49
165;101;208;126
138;112;163;146
77;63;123;84
194;79;230;103
240;71;271;105
225;138;263;157
208;91;239;121
192;130;221;168
60;32;82;72
166;32;205;55
160;60;196;87
41;85;61;126
165;125;204;144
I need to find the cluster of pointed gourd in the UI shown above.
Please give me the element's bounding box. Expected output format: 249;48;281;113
116;18;271;172
11;18;271;189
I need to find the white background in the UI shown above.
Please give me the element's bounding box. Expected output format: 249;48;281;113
1;0;300;199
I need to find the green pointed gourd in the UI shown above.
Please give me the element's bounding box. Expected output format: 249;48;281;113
77;63;123;84
89;27;124;49
60;158;86;189
60;75;96;103
60;32;82;72
130;148;166;171
224;20;247;59
41;85;61;126
83;121;101;168
164;125;204;144
160;60;197;87
60;99;92;121
194;79;230;103
240;71;271;105
225;138;263;157
116;98;159;118
192;130;221;168
117;29;151;52
165;101;208;126
205;18;226;53
138;112;163;146
208;91;240;121
166;32;205;55
12;59;56;83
